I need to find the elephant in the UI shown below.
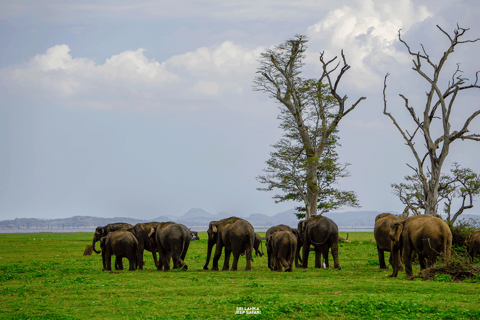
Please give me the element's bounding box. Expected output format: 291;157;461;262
466;231;480;263
265;230;297;272
389;215;452;277
298;215;341;270
266;225;293;270
203;217;255;271
254;233;264;257
127;222;162;270
374;213;404;270
100;229;138;271
91;223;133;254
148;222;190;271
291;228;303;267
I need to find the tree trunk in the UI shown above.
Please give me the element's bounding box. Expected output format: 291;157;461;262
305;151;318;219
425;163;442;216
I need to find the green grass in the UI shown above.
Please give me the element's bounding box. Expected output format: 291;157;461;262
0;232;479;319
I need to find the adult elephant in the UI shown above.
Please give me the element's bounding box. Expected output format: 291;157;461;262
148;222;190;271
298;216;341;270
100;230;138;271
466;231;480;263
203;217;254;271
374;213;404;270
389;215;452;277
266;225;293;270
127;222;162;270
92;223;133;254
265;230;297;272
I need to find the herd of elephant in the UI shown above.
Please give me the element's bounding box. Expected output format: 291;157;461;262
91;213;480;277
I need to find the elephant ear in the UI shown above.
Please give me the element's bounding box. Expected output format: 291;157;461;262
212;225;218;233
265;235;272;248
148;227;155;238
389;222;404;245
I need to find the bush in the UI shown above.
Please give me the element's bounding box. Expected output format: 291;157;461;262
447;218;480;248
412;250;480;282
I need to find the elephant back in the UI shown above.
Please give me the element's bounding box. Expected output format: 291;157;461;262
404;215;452;260
306;216;338;245
266;224;292;238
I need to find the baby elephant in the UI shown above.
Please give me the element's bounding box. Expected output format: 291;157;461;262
100;230;138;271
266;230;297;272
466;231;480;263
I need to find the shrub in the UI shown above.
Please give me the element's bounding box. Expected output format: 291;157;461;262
447;218;479;248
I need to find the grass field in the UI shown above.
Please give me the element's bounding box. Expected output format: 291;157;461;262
0;231;479;319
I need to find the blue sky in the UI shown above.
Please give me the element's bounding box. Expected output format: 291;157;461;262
1;0;479;220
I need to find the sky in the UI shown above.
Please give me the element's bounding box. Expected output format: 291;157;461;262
1;0;479;220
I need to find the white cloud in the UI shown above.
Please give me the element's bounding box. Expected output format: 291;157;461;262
0;40;264;110
167;41;264;76
305;0;433;93
193;80;220;96
1;44;180;100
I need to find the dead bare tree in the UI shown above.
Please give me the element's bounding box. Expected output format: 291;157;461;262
383;25;480;216
253;35;366;219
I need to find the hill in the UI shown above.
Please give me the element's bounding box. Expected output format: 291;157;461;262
2;209;479;232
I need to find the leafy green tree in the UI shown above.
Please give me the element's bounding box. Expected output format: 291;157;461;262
392;163;480;223
257;131;360;218
253;35;365;218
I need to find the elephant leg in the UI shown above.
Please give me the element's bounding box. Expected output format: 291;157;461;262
267;245;273;270
379;246;388;269
331;242;341;270
105;253;112;271
151;250;159;269
157;247;167;271
244;246;252;271
222;248;231;271
468;249;474;263
128;254;136;271
163;250;172;272
211;245;223;271
418;254;427;270
279;254;290;272
181;241;190;262
231;251;241;271
321;247;330;269
136;243;145;270
115;256;124;270
403;247;413;276
171;244;188;271
276;255;284;272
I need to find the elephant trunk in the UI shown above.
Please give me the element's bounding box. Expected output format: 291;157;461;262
92;236;101;254
203;238;215;270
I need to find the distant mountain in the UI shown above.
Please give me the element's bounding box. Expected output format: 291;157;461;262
151;216;171;222
2;209;479;232
181;208;212;219
0;216;145;230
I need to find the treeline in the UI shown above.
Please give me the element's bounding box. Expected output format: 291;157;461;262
0;216;144;230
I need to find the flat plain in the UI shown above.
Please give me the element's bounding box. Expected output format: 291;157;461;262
0;232;479;319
